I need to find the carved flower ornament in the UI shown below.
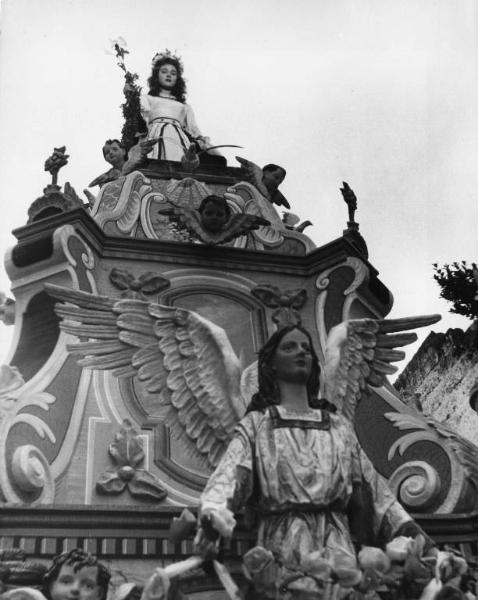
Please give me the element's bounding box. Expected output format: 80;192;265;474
109;268;170;300
96;419;166;501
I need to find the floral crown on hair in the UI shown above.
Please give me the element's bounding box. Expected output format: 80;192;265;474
151;49;183;73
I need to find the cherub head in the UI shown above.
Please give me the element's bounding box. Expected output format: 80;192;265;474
247;325;322;412
102;139;127;169
148;55;187;103
262;164;286;194
198;195;231;233
43;549;111;600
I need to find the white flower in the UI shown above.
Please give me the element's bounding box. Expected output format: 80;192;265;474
386;536;414;563
358;546;391;573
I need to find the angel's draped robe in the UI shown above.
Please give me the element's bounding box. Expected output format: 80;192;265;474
200;405;424;598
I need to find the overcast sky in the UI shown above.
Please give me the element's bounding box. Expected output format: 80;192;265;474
0;0;476;372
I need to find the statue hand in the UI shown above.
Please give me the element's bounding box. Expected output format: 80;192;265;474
139;138;159;157
194;525;219;559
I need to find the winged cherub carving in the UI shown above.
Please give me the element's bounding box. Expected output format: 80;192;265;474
160;194;270;245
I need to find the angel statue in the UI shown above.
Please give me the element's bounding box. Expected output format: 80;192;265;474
45;283;439;599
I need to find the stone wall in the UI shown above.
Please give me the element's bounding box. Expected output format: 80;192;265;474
395;323;478;445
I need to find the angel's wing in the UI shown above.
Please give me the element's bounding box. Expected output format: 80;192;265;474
45;284;248;469
235;156;268;197
88;168;120;188
323;314;441;421
215;214;271;244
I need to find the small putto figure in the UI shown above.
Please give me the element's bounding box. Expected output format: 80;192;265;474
140;50;216;161
88;139;127;188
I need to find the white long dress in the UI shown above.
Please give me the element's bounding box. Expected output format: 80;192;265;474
140;94;206;161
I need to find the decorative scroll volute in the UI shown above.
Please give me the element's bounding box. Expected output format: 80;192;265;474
0;366;55;504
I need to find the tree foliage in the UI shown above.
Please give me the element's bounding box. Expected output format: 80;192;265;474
433;261;478;320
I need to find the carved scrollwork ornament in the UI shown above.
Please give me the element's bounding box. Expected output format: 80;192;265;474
0;365;56;504
11;445;54;500
388;461;441;511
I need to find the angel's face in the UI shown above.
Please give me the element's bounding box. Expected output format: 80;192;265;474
272;329;312;384
103;142;126;168
200;202;228;232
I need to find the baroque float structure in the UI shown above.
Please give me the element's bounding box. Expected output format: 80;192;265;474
2;62;478;598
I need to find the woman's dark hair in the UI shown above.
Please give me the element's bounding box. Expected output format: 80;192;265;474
147;57;187;103
246;324;333;413
43;549;111;600
198;195;232;220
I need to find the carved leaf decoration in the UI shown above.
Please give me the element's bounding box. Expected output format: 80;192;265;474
287;289;307;309
251;285;282;308
252;285;307;327
96;470;127;495
323;315;441;422
129;469;167;501
137;272;170;295
217;214;270;244
117;190;141;234
45;284;248;470
450;440;478;489
110;269;135;291
0;365;25;394
108;421;144;467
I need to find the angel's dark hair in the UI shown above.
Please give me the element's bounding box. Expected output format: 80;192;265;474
246;325;331;413
43;549;110;600
147;57;187;103
262;163;286;178
198;195;232;220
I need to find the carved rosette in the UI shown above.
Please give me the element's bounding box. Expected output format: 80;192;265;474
0;366;55;504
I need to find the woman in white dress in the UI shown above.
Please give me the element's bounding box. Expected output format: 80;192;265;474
140;52;214;161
